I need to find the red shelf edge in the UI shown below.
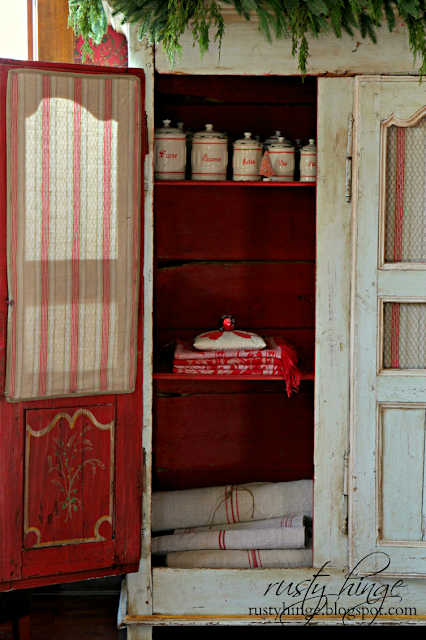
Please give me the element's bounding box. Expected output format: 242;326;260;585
154;180;316;187
153;372;314;381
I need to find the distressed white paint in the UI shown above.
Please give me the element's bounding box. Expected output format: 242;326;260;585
124;29;154;640
381;407;425;541
149;566;426;617
351;77;426;576
314;78;353;568
154;8;422;76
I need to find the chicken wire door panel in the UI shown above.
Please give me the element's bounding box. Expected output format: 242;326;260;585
0;60;144;589
352;77;426;577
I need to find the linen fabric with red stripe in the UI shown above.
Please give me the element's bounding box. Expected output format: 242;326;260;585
5;70;141;401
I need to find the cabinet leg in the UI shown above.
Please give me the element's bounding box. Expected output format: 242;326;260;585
127;625;152;640
12;615;30;640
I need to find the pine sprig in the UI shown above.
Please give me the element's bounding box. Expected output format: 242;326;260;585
68;1;426;78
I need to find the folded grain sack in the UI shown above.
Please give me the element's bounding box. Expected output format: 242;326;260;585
166;540;313;569
174;515;308;534
152;526;306;555
151;480;313;532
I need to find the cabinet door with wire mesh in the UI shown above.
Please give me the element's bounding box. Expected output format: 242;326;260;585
352;77;426;577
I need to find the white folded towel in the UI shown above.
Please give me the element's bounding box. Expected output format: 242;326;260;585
152;526;306;555
166;542;313;569
152;480;313;532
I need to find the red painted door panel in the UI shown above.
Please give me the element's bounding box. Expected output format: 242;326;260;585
0;59;145;590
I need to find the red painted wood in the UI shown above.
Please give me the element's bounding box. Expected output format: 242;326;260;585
155;74;317;105
155;263;315;330
0;59;145;589
154;390;313;491
0;564;137;592
155;186;315;261
22;541;116;579
155;377;314;398
24;396;117;410
155;105;316;145
0;62;24;588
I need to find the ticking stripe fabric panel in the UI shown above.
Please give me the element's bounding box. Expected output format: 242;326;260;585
5;70;141;401
383;302;426;369
385;121;426;263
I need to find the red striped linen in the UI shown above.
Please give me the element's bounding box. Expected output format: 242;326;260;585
166;543;313;569
151;480;313;532
5;70;141;401
174;515;307;534
151;526;306;555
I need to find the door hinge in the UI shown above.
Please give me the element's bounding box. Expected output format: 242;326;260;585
345;115;353;203
144;112;149;156
342;450;349;534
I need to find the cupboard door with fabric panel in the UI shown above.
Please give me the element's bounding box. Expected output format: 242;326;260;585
0;59;145;590
352;76;426;576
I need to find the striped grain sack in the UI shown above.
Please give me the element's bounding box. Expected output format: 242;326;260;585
174;515;308;534
152;526;306;555
6;69;141;401
151;480;313;532
166;544;313;569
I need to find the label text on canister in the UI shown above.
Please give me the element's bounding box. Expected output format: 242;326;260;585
202;154;221;162
159;149;178;159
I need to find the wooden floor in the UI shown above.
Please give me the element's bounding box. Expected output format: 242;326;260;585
0;592;282;637
0;596;127;639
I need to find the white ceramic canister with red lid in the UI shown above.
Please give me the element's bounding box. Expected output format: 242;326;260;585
232;132;263;181
268;137;295;181
154;119;186;180
191;124;228;181
300;139;317;182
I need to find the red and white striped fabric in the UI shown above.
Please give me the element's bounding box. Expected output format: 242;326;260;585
174;515;307;534
151;526;306;555
173;336;302;395
166;544;313;569
5;70;141;401
151;480;313;532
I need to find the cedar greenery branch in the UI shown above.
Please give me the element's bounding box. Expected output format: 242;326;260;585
69;0;426;76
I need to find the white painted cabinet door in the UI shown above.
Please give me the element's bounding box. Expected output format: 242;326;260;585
352;76;426;576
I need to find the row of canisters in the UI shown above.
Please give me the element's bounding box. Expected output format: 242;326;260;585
154;121;317;182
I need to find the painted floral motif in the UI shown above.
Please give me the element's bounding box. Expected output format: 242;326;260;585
47;423;105;523
74;27;128;68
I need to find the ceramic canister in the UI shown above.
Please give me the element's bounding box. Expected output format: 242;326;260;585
300;139;317;182
232;132;263;181
268;137;295;181
263;130;291;151
191;124;228;181
154;119;186;180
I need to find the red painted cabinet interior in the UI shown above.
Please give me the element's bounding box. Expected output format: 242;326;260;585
152;75;316;496
0;60;145;591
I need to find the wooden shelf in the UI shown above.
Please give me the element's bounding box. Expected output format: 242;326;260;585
153;371;314;381
154;180;315;187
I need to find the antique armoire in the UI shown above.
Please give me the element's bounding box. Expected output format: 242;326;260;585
3;5;426;635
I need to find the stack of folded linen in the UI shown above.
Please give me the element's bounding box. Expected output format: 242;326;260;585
173;336;302;396
151;480;313;569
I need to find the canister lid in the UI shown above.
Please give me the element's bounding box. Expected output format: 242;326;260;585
301;139;316;151
155;119;186;138
269;136;294;151
193;124;227;140
233;132;262;148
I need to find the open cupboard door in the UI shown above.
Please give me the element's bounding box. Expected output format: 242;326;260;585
352;76;426;576
0;60;145;590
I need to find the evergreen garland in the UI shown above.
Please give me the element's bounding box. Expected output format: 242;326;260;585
69;0;426;77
